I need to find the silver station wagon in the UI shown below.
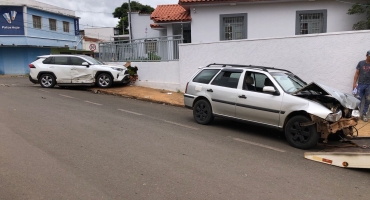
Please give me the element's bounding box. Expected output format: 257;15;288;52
184;63;360;149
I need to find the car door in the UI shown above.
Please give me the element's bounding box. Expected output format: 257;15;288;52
70;57;94;84
235;71;283;126
206;68;243;117
50;56;71;83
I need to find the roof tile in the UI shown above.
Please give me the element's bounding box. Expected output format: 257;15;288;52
150;4;191;23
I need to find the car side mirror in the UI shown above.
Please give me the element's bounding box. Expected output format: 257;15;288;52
263;86;280;95
82;62;89;67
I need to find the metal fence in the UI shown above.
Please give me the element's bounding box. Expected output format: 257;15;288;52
99;35;183;62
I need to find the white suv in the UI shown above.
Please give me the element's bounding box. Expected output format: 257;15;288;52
29;55;130;88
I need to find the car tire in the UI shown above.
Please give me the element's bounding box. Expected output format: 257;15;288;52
97;73;112;88
285;115;319;149
39;74;56;88
193;99;214;125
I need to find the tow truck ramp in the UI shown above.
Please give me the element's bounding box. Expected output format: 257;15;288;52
304;138;370;168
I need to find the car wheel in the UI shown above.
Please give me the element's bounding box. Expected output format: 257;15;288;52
285;115;319;149
193;99;214;125
39;74;56;88
97;73;112;88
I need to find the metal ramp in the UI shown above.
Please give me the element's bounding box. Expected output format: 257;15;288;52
304;138;370;168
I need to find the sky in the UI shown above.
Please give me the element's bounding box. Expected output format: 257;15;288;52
37;0;179;29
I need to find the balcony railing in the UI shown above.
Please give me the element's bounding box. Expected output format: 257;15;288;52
99;35;183;62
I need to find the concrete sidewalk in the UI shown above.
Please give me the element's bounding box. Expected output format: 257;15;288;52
90;85;370;137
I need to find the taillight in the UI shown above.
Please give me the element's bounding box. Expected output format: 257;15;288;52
185;82;189;93
29;64;36;68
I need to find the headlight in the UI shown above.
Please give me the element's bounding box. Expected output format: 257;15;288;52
325;110;342;122
111;67;124;72
351;110;360;118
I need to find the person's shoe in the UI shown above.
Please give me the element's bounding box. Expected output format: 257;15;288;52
362;116;369;122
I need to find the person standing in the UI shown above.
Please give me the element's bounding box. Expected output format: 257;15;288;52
353;50;370;122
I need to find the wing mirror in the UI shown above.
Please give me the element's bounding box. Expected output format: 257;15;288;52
82;62;90;67
263;86;280;95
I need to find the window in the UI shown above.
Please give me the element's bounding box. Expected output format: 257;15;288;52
145;40;157;53
296;10;327;35
63;21;70;32
220;13;247;41
193;69;220;84
70;57;85;65
33;15;41;29
53;57;69;65
42;57;52;64
244;72;275;93
49;19;56;31
211;69;242;89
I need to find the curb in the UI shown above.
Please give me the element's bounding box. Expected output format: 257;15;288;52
88;88;185;108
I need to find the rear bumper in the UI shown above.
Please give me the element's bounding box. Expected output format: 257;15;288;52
29;76;38;84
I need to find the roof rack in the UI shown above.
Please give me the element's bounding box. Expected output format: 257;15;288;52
206;63;292;73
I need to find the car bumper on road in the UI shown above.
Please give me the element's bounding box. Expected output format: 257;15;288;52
29;76;38;84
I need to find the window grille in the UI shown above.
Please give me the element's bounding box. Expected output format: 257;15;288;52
63;21;70;32
299;13;324;34
49;19;56;31
145;40;157;53
223;16;244;40
33;15;41;29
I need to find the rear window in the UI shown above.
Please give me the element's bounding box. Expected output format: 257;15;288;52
42;57;52;64
192;69;220;84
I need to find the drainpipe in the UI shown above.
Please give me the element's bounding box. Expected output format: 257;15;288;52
128;0;133;43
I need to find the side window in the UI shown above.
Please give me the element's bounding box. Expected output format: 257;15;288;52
54;57;69;65
70;57;85;65
211;70;241;89
243;72;275;93
42;57;52;64
193;69;220;84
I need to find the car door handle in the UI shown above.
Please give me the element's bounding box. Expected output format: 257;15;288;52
207;89;213;92
238;95;247;99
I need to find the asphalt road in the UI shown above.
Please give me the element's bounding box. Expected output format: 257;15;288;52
0;77;369;200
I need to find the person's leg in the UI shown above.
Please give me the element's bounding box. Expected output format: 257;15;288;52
363;85;370;118
357;85;367;120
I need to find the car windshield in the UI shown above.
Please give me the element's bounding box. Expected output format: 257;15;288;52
81;56;104;65
270;72;307;93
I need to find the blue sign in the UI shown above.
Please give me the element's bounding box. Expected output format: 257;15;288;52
74;18;79;35
0;6;24;35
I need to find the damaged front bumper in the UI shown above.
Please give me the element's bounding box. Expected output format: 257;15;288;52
309;115;359;143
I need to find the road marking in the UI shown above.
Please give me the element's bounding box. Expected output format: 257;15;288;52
233;138;286;153
85;101;102;106
118;109;143;116
163;120;199;130
38;89;49;93
59;94;75;99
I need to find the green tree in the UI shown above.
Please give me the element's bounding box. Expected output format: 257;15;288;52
113;1;155;35
347;2;370;30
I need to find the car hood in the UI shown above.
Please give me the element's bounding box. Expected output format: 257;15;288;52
292;82;359;109
94;65;127;70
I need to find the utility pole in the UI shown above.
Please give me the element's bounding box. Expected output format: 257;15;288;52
128;0;133;43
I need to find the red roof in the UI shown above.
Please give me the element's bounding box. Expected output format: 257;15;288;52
150;4;191;23
179;0;271;4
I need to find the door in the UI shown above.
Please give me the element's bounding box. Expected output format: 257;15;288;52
50;56;71;83
70;57;94;84
236;71;283;126
206;69;242;117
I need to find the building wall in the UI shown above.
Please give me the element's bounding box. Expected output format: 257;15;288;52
84;28;114;42
0;47;50;74
190;1;365;43
131;13;160;40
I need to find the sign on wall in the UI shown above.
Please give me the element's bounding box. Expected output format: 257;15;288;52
0;6;24;35
74;18;79;35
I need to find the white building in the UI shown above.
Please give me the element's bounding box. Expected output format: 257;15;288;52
148;0;366;43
